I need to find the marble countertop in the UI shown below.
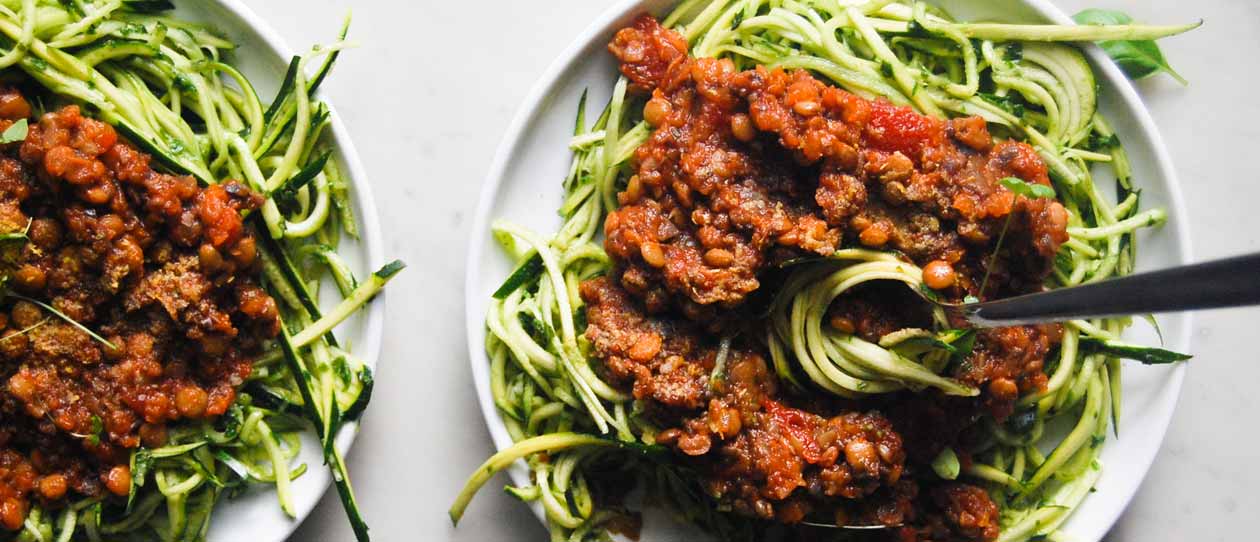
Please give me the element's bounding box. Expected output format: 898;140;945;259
230;0;1259;540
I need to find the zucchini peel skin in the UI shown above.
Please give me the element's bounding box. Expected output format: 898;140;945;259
277;324;370;540
291;260;407;348
1079;337;1191;365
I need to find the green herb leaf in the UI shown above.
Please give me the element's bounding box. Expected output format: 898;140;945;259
87;415;103;446
333;356;353;384
7;293;116;349
1004;42;1024;63
1087;131;1120;151
217;403;244;440
1000;176;1056;199
1073;9;1188;84
885;328;974;356
978;92;1025;117
128;449;153;511
517;312;551;345
1;119;27;144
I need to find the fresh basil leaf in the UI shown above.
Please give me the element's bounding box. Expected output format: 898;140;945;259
1004;42;1023;63
127;449;152;511
1086;131;1120;152
1073;9;1188;84
1000;176;1056;199
1;119;27;144
517;311;553;346
1072;9;1132;28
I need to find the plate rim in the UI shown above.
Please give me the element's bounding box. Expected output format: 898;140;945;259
189;1;389;540
463;1;1192;539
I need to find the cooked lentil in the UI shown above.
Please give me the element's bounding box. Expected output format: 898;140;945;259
0;86;279;528
575;16;1080;540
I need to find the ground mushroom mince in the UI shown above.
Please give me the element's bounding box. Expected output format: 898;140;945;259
0;86;279;530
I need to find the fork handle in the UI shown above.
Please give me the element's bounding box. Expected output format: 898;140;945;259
965;252;1260;327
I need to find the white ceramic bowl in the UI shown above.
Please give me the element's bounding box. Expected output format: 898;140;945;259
164;2;387;540
465;1;1192;539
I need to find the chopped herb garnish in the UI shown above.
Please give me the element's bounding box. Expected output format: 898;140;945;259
1073;9;1188;84
1000;176;1057;200
87;415;104;446
7;293;117;350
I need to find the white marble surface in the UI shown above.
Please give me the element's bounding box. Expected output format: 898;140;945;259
227;0;1260;540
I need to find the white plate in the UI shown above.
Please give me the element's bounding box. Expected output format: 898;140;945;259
465;1;1192;540
161;2;388;541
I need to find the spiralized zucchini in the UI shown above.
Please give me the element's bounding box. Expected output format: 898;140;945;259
0;1;401;541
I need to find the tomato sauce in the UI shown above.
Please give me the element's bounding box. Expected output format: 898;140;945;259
0;86;278;529
586;16;1076;540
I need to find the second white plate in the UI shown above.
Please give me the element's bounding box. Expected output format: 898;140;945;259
465;1;1192;539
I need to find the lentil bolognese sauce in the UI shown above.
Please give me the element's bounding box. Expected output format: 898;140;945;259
0;87;277;530
0;3;400;539
456;3;1194;541
606;17;1067;317
605;15;1065;412
572;15;1064;539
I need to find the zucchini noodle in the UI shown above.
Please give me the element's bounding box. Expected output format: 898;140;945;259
461;1;1190;541
0;2;401;541
768;251;979;398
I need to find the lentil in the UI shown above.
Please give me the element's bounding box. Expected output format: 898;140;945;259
606;16;1068;315
0;86;279;528
593;17;1069;540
